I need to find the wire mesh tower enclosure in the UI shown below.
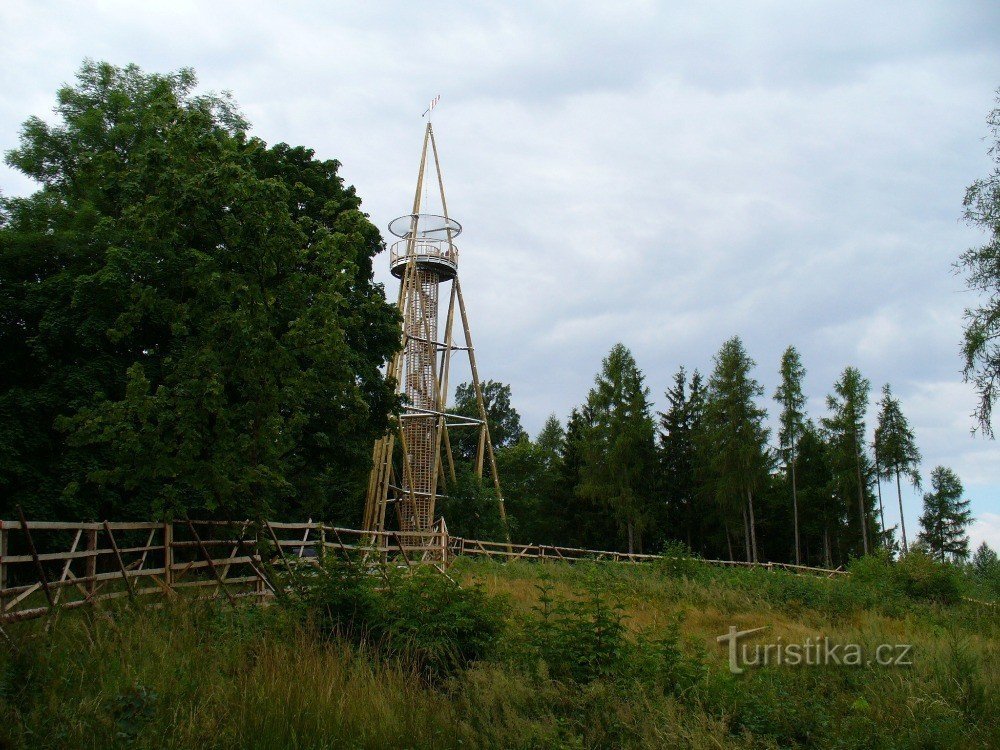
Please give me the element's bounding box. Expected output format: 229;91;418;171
363;121;509;551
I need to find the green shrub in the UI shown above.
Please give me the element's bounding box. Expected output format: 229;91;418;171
895;551;964;605
379;567;508;676
522;576;628;683
655;540;703;579
300;559;508;676
848;549;963;606
636;613;708;698
302;555;383;638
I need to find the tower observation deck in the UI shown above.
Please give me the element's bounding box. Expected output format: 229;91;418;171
363;121;509;552
388;213;460;280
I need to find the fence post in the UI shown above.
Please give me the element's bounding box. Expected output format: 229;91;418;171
85;529;97;597
162;522;173;591
0;523;6;612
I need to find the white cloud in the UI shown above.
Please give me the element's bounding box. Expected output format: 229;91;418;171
1;0;998;526
969;512;1000;553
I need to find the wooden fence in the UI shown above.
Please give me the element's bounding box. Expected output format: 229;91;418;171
0;517;845;623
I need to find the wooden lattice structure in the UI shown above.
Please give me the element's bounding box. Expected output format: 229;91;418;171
363;121;508;547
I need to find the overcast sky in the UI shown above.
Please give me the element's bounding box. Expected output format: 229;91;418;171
2;1;999;550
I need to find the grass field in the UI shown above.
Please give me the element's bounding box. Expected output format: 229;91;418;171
1;554;996;749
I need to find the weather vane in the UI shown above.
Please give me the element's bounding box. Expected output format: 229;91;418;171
421;94;441;118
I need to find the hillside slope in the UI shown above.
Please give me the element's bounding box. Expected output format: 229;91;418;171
1;555;996;749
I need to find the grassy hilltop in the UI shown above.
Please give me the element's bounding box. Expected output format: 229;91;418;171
1;554;997;750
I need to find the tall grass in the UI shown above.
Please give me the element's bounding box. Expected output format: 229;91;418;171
1;555;996;749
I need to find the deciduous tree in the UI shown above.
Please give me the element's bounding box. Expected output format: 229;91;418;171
0;62;400;521
452;380;524;464
958;91;1000;436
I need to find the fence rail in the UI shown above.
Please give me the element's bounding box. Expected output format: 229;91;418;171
0;518;846;623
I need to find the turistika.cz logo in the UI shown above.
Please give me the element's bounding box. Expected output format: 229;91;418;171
716;626;914;674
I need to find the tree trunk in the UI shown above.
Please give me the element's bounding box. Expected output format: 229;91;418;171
747;489;759;563
626;520;635;555
854;440;869;555
895;466;908;553
724;518;734;561
741;503;752;563
790;448;800;566
873;449;886;545
823;526;832;569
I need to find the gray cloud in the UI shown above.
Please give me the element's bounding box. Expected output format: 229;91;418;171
1;0;998;545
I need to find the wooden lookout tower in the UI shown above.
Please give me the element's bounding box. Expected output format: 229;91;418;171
362;120;509;550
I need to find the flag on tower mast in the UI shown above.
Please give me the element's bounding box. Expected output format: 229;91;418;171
422;94;441;118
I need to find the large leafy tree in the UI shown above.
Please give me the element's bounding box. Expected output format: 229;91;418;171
958;92;1000;436
774;345;807;565
821;367;877;557
578;343;656;553
0;61;400;522
490;414;564;544
702;336;770;563
452;379;524;464
873;383;921;552
918;466;973;561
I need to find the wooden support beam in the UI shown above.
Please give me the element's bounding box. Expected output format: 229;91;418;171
85;529;98;598
17;506;55;611
51;529;82;606
453;278;511;547
263;519;304;593
185;519;236;606
0;524;6;613
162;522;173;592
102;520;135;601
392;533;413;568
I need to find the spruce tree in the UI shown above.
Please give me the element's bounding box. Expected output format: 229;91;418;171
822;367;876;557
795;421;838;567
578;343;656;553
774;345;807;564
918;466;973;561
557;406;613;548
657;366;704;550
971;541;999;580
535;414;565;460
874;383;922;552
703;337;770;562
